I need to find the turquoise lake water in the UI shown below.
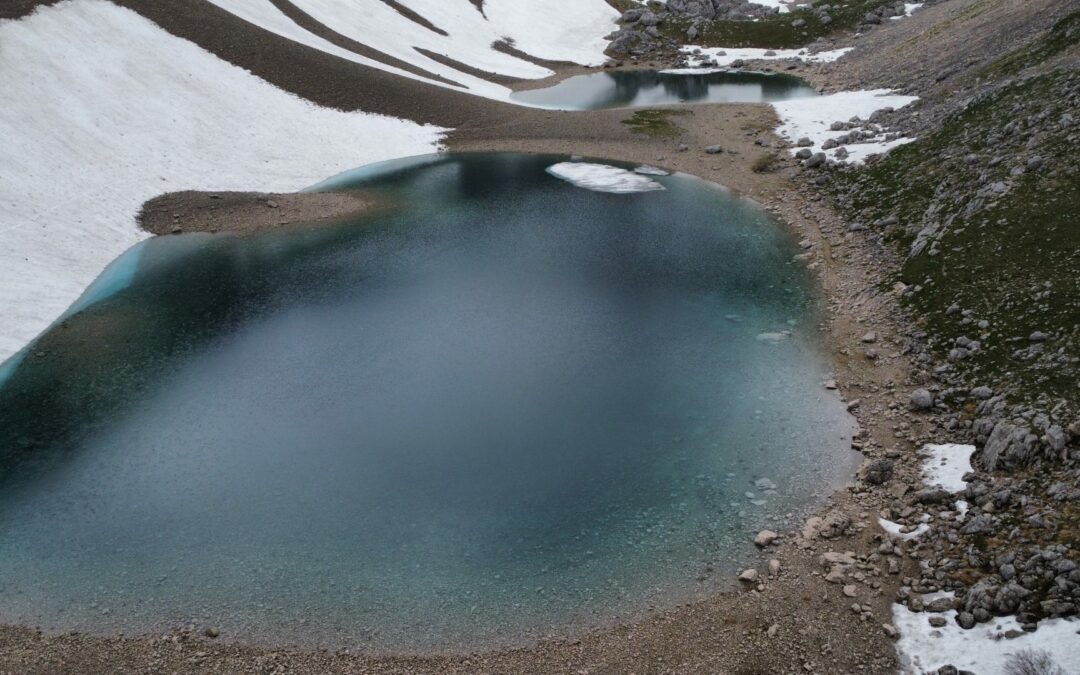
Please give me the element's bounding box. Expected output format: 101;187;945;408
0;153;854;651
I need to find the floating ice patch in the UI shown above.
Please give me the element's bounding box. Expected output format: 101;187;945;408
545;162;665;194
921;443;975;494
634;165;670;176
878;517;929;540
893;592;1080;674
755;332;790;344
772;89;919;165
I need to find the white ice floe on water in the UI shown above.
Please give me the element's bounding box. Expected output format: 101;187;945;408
545;163;666;194
921;443;976;493
893;592;1080;674
878;517;929;540
205;0;619;102
772;89;920;164
755;332;791;344
665;46;852;73
634;165;670;176
0;0;447;365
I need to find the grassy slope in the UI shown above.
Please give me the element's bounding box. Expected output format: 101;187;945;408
828;13;1080;412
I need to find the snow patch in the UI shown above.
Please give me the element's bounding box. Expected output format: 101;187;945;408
894;593;1080;674
545;162;665;194
206;0;619;102
878;518;929;540
921;443;975;494
0;0;446;364
891;3;924;20
772;89;919;164
666;46;852;72
749;0;792;14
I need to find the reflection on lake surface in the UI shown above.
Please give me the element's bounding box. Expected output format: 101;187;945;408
512;69;817;110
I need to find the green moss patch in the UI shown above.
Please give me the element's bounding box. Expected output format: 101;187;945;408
621;108;692;138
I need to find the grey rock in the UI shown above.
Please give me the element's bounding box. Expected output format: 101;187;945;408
911;388;934;410
861;459;894;485
637;11;661;27
960;514;993;534
795;148;813;159
805;152;827;168
917;488;953;504
704;144;723;154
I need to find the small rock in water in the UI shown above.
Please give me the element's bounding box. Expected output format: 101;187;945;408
204;627;220;639
738;568;759;582
768;559;782;576
754;477;777;490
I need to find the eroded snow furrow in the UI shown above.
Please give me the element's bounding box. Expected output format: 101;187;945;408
0;0;447;364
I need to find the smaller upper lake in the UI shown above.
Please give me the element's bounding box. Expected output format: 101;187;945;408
511;70;817;110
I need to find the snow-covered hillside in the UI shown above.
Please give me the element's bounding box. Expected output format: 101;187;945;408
0;0;447;364
206;0;620;100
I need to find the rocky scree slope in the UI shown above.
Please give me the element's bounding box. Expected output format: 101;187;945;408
807;7;1080;638
606;0;945;56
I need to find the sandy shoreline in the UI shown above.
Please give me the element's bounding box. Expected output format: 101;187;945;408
138;190;386;236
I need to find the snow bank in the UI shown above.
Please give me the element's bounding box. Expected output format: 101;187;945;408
772;89;919;164
878;518;929;540
894;593;1080;674
0;0;446;364
922;443;975;493
666;46;852;72
891;3;924;20
546;163;666;194
206;0;619;102
749;0;792;14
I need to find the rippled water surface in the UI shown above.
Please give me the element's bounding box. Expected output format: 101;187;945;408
0;153;854;651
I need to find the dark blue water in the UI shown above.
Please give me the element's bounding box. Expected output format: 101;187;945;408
0;154;853;651
511;70;817;110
